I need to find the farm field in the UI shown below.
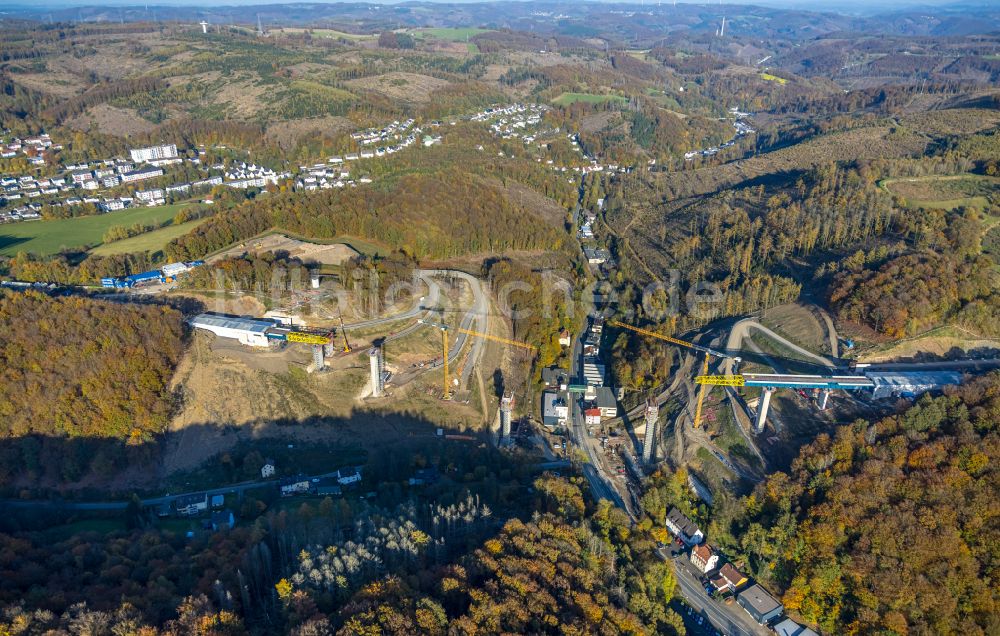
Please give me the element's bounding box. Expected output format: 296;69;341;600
881;173;998;210
0;203;193;257
552;92;628;107
89;216;210;256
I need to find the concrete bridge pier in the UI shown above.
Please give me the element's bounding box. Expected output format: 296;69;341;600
754;387;774;434
818;388;831;410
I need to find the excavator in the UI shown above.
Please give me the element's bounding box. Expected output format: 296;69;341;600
608;319;738;429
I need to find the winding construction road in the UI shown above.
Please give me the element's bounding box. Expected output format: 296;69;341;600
723;318;837;375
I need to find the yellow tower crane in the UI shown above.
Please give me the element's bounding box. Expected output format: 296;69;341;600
337;309;352;353
607;319;737;429
418;319;536;399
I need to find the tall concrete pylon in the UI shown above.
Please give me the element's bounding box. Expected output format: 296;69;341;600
754;387;774;434
368;346;385;397
312;345;325;371
642;399;659;463
500;391;514;439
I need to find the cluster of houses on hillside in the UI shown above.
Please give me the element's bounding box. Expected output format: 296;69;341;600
296;165;358;190
331;125;422;163
0;139;302;220
666;506;815;634
473;105;634;180
0;143;212;221
223;162;288;189
300;119;439;191
98;176;223;212
351;118;416;147
475;103;548;141
1;118;442;221
684;107;756;161
0;132;60;163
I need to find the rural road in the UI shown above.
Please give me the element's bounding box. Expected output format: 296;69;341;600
0;466;357;512
569;321;633;516
661;548;769;636
816;307;839;358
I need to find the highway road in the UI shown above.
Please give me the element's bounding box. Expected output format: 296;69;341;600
342;269;488;394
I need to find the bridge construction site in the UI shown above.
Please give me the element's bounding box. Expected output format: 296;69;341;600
187;269;537;447
185;268;996;512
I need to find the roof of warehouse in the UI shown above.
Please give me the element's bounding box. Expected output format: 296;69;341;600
738;583;782;615
865;371;963;387
191;313;275;333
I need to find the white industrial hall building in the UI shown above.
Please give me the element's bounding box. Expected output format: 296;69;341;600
189;314;275;347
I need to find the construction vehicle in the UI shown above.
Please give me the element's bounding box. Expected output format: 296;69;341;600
608;319;738;429
418;318;535;400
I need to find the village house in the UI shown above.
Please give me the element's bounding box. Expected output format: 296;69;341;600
593;386;618;418
690;543;719;574
665;506;703;545
773;618;819;636
711;562;748;593
542;391;569;427
175;493;208;516
280;476;311;497
336;467;362;486
408;467;440;486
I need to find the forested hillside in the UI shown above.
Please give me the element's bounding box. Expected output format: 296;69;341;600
166;172;569;262
725;373;1000;634
318;480;683;635
0;475;684;635
0;291;183;486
